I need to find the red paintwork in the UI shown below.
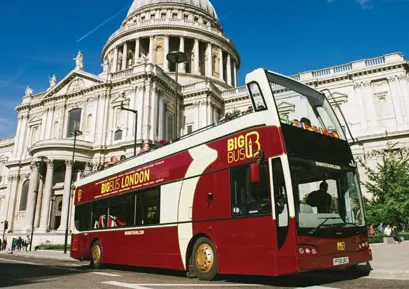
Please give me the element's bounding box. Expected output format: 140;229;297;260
297;234;372;271
71;125;372;277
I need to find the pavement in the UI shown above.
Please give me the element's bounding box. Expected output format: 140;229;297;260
0;249;76;261
362;241;409;280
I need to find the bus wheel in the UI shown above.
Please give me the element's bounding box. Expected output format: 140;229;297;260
192;237;218;281
90;241;102;269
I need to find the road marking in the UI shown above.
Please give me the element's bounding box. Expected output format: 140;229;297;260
0;257;38;265
102;282;152;289
93;272;122;277
295;287;340;289
103;281;265;288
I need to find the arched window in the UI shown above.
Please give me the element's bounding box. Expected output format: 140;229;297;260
213;55;219;77
86;114;93;132
155;46;164;68
31;126;40;144
53;121;59;138
114;129;123;141
67;108;82;137
19;180;30;211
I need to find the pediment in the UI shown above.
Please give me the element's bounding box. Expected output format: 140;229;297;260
111;93;129;105
28;115;42;124
326;91;348;106
277;101;295;113
42;70;106;100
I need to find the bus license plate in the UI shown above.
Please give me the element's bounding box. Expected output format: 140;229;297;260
333;257;349;266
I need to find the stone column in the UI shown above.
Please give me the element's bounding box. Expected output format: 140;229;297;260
387;76;403;125
179;37;186;72
227;54;232;86
122;42;128;70
164;36;169;72
150;86;158;141
158;97;165;140
38;159;54;232
149;36;154;64
233;61;238;87
136;85;145;141
134;38;140;64
5;174;20;230
113;47;118;73
206;42;212;77
363;82;377;127
13;116;23;156
398;75;409;119
34;175;44;228
194;39;200;74
25;161;40;232
219;48;224;81
353;83;367;131
58;160;73;231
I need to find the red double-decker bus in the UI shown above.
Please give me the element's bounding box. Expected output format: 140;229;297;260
71;69;372;281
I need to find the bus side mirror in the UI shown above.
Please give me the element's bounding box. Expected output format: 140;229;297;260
250;163;260;183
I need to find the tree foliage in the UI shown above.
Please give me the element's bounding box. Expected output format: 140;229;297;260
359;142;409;228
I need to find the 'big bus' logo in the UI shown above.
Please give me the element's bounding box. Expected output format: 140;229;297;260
227;131;261;164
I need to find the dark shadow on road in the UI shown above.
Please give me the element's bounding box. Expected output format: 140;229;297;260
96;262;372;287
0;261;87;288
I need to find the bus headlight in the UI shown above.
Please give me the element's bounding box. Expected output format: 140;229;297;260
298;245;318;255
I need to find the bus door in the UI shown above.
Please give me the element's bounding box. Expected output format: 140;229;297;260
270;157;298;275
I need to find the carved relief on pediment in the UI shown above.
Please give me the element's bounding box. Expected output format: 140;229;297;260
68;78;85;93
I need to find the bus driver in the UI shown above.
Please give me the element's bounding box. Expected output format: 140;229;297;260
306;181;332;213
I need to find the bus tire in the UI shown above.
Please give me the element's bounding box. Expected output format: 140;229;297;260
192;237;218;281
90;241;103;269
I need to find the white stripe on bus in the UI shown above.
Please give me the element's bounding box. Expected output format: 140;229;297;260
177;144;218;269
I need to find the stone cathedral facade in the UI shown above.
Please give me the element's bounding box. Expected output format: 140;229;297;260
0;0;408;247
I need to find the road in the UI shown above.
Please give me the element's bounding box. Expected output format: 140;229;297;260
0;254;408;289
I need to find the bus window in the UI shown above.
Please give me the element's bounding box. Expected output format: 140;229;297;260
248;82;268;112
231;161;271;217
92;200;108;229
271;158;289;228
74;203;91;231
271;158;289;250
135;188;160;226
109;194;136;227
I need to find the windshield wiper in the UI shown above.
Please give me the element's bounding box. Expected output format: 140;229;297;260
309;217;342;235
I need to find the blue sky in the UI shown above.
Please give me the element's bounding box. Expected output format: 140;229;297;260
0;0;408;138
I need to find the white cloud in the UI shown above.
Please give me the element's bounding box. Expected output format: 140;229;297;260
357;0;374;9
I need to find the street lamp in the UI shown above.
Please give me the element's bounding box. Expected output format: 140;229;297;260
64;128;82;254
166;51;187;139
120;99;138;157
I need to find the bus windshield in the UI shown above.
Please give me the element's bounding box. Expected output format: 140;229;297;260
289;157;365;231
266;72;346;141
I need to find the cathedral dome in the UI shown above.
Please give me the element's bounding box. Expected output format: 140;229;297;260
127;0;218;20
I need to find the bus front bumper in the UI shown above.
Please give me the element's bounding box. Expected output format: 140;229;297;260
298;248;372;271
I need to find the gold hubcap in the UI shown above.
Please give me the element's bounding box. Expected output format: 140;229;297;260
195;243;214;273
92;245;101;264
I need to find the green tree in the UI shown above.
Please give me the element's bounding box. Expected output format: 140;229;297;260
359;142;409;228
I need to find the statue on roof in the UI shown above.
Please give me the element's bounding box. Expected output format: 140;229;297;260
74;51;84;70
25;86;33;97
49;74;57;88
